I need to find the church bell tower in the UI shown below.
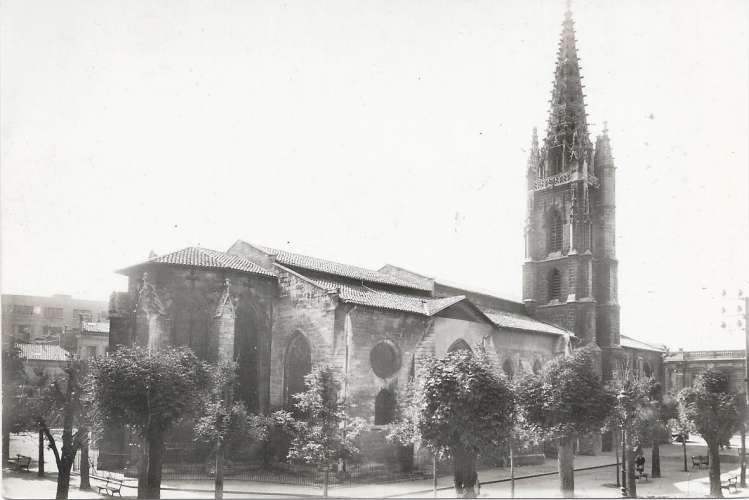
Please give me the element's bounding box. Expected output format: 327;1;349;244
522;5;621;374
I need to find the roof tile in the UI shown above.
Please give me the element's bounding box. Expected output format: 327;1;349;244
311;279;462;316
120;247;276;278
15;343;71;362
479;307;573;336
257;245;431;291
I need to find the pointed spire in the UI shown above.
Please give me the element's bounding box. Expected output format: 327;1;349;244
544;1;591;167
595;120;613;169
527;127;540;171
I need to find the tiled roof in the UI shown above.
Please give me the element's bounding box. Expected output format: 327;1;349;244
81;322;109;334
119;247;276;278
256;245;431;291
620;335;666;353
15;343;71;362
311;279;464;316
479;307;572;336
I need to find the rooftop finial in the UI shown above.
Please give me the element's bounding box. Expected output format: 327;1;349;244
565;0;573;19
603;121;609;136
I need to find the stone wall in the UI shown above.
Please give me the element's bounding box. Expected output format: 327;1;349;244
270;267;338;408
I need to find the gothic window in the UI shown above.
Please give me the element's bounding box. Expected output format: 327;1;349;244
447;339;472;355
503;359;515;379
370;341;401;379
548;268;562;302
374;389;396;425
582;223;591;251
533;359;543;374
644;361;653;378
283;333;311;409
548;210;563;253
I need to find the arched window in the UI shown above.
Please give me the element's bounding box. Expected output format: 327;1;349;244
643;361;653;378
283;333;311;410
375;389;396;425
447;339;472;355
548;210;563;253
548;269;562;302
502;359;515;380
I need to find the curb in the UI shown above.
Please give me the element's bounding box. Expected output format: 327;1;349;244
385;462;617;497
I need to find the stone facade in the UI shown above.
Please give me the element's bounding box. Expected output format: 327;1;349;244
663;350;746;395
107;242;577;465
105;6;667;469
521;7;643;382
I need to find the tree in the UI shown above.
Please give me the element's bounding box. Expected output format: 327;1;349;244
679;369;743;498
2;344;28;464
635;387;678;479
30;360;88;500
390;351;515;498
27;367;52;477
610;367;652;498
668;412;695;472
193;362;269;500
273;365;365;497
516;345;615;497
90;346;210;499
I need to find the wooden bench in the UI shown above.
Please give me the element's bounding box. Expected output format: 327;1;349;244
97;477;123;497
7;455;31;472
721;475;738;494
691;455;709;469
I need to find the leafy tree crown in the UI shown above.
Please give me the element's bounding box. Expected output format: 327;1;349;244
678;368;742;446
516;345;614;440
416;350;515;458
90;346;210;438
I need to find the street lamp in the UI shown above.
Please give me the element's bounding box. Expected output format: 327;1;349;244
617;390;628;498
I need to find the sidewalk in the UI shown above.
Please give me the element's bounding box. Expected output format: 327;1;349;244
3;441;745;499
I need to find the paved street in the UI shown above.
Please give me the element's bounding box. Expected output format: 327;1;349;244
4;436;749;498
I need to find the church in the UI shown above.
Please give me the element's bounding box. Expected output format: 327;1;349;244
107;6;664;467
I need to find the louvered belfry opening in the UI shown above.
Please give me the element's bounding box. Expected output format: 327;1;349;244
549;210;563;253
549;269;562;302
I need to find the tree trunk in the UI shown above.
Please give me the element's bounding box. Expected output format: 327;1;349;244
3;427;10;465
614;429;620;488
80;434;90;490
741;425;746;487
651;440;661;478
452;447;477;498
557;435;575;497
146;434;164;499
215;441;224;500
708;441;723;498
38;428;45;476
682;436;688;472
55;460;73;500
625;432;636;499
138;440;148;500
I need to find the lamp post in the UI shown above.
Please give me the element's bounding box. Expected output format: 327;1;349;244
617;390;628;498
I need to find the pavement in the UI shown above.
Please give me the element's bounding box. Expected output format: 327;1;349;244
4;434;749;498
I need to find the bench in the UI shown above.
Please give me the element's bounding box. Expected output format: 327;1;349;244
7;455;31;472
721;475;738;494
97;477;123;497
692;455;709;469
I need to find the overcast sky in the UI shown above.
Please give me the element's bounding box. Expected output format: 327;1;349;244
2;0;748;350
